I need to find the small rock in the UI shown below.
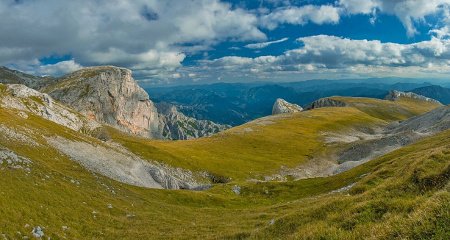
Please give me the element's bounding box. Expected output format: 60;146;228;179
31;226;44;238
18;111;28;119
232;185;241;195
269;219;275;225
62;226;69;231
107;204;113;209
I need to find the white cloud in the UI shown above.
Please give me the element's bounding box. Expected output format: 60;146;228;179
339;0;378;14
259;0;450;37
260;5;341;30
36;60;83;76
339;0;450;36
0;0;265;79
185;35;450;82
245;38;289;49
2;0;450;84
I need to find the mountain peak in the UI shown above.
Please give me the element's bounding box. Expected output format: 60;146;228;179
45;66;161;138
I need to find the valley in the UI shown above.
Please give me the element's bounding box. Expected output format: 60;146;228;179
0;66;450;239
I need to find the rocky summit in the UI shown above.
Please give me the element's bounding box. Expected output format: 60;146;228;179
43;66;163;138
272;98;303;115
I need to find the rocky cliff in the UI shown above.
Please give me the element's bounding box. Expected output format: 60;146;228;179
272;98;303;115
157;102;229;140
39;66;227;140
385;90;442;105
43;66;163;138
306;97;348;110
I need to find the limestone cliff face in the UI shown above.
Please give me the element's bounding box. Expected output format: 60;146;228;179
272;98;303;115
385;90;442;105
306;97;347;110
157;102;230;140
44;66;162;138
43;66;227;140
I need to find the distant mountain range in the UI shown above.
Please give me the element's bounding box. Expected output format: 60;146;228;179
145;80;440;126
410;85;450;104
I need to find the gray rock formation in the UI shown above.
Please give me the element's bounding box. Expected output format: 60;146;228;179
0;147;32;171
385;90;442;104
157;102;229;140
44;66;227;140
44;66;163;138
334;105;450;173
306;97;347;110
272;98;303;115
47;136;207;189
0;84;99;132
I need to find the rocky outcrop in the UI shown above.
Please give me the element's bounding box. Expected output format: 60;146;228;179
0;84;99;132
157;102;229;140
44;66;163;138
272;98;303;115
385;90;442;105
333;105;450;173
306;97;347;110
47;136;207;190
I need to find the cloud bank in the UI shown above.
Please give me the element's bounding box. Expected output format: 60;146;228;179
1;0;450;84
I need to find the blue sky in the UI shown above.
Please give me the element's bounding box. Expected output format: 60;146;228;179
1;0;450;85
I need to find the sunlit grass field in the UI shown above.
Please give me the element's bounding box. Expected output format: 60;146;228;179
0;93;448;239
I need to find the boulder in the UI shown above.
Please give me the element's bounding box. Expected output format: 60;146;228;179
272;98;303;115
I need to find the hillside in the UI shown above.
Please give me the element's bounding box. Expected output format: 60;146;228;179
108;96;441;181
0;86;449;238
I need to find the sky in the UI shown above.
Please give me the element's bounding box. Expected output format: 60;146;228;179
1;0;450;85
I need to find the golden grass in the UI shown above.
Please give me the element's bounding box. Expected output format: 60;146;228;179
110;97;440;181
0;96;447;239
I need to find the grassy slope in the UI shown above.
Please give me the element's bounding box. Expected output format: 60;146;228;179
0;95;447;239
110;97;441;181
